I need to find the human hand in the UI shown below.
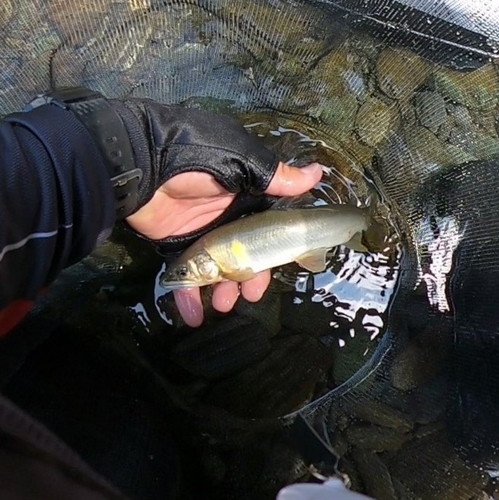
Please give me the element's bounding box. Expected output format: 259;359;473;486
127;161;322;326
110;98;322;326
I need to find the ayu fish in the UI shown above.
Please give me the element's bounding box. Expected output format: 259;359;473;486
160;197;376;289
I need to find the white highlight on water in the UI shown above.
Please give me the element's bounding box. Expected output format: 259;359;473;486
154;262;174;326
415;214;466;313
129;302;151;332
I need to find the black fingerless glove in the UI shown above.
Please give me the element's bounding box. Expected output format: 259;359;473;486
109;98;280;255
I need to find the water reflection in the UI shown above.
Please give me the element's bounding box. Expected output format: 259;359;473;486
153;262;174;326
144;121;402;397
276;244;401;345
415;214;467;313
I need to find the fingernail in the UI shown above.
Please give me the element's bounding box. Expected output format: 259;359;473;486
300;163;324;175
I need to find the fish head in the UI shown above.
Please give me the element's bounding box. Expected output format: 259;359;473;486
160;250;222;289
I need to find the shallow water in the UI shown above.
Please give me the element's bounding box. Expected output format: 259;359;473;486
126;114;402;406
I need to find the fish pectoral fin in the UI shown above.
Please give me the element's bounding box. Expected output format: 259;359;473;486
345;232;369;252
295;248;330;273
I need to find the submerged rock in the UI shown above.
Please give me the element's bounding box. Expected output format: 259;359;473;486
0;0;12;28
390;340;446;392
433;63;499;114
203;335;333;418
346;399;414;432
350;448;397;500
414;91;448;131
377;48;430;101
82;240;132;275
171;316;271;380
345;424;411;452
386;434;488;500
234;289;282;337
355;96;399;147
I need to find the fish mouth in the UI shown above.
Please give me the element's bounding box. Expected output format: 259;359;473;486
159;279;199;290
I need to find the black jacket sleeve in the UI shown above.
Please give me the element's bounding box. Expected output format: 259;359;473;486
0;105;115;309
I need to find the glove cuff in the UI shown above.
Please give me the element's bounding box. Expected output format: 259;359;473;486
108;99;156;214
24;87;143;220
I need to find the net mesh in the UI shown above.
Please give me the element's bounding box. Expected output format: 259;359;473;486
2;1;499;499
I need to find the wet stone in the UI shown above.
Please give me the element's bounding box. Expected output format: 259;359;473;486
339;457;365;494
398;100;418;128
355;96;399;147
171;316;272;380
414;91;447;131
5;23;61;60
80;20;154;74
377;47;430;101
328;136;375;175
128;0;151;10
0;56;49;115
392;477;420;500
82;240;132;275
374;132;424;204
305;49;365;137
346;399;414;432
350;448;397;500
413;421;445;440
234;289;282;337
386;434;488;500
344;424;411;452
446;125;499;160
46;0;113;46
0;0;12;27
308;93;359;139
469;107;498;137
390;339;446;392
405;124;476;173
0;55;24;106
182;96;238;115
433;63;499;114
50;49;86;88
407;375;448;425
473;492;492;500
217;1;328;65
331;432;349;458
202;335;333;418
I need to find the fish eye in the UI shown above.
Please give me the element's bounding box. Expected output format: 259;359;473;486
177;266;189;278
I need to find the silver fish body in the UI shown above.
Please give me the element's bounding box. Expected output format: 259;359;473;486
161;204;370;288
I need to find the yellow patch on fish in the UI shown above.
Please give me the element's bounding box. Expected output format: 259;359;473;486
230;239;249;262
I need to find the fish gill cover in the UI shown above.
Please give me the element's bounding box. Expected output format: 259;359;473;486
1;0;499;499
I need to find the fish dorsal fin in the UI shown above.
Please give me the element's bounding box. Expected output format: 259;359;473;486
295;248;330;273
270;192;318;211
345;232;368;252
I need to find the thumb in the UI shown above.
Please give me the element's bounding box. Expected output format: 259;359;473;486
264;162;323;196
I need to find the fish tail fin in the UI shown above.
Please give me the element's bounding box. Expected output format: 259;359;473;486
345;232;369;253
346;186;378;215
347;187;388;253
363;188;392;252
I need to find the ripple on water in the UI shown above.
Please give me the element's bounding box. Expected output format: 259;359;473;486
138;115;402;397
